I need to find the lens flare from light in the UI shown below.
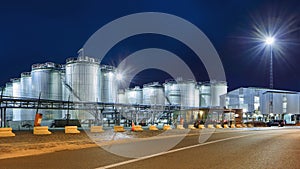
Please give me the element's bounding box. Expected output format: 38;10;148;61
265;36;275;45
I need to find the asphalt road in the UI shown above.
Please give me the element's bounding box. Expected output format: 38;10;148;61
1;127;300;169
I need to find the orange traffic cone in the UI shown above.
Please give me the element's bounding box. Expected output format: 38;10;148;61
131;121;135;131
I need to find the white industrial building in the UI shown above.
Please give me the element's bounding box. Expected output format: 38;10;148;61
220;87;300;124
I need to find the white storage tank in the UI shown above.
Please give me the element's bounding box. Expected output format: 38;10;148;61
163;80;181;105
31;62;63;100
199;83;211;107
100;65;117;103
31;62;63;119
143;82;165;105
179;80;197;107
117;89;126;104
11;78;21;121
125;86;143;104
210;80;227;107
20;72;35;120
65;56;100;102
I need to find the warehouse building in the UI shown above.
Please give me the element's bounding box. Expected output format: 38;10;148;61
220;87;300;124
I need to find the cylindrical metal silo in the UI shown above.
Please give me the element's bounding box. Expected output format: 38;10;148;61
142;82;165;105
65;56;100;102
20;72;32;98
4;82;13;121
179;80;196;108
31;62;63;100
199;83;211;107
11;78;21;121
117;89;126;104
194;85;200;107
210;81;227;107
31;62;63;119
100;65;117;103
125;86;143;104
20;72;35;120
164;80;181;105
4;82;13;97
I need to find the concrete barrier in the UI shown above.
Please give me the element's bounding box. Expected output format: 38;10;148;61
247;124;254;128
149;125;159;131
176;125;185;130
0;128;15;137
223;124;229;128
216;124;223;128
114;126;125;132
90;126;104;133
208;124;215;128
133;125;143;132
33;126;51;135
65;126;80;134
230;124;236;128
163;125;172;130
236;124;243;128
188;125;196;129
198;124;205;129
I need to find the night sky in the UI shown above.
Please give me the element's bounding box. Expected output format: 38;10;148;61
0;0;299;91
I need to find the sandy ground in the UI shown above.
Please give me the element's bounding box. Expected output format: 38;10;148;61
0;128;194;159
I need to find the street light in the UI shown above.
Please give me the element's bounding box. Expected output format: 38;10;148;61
264;36;275;89
264;36;275;122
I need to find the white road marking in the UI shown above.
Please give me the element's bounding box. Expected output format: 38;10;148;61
95;133;256;169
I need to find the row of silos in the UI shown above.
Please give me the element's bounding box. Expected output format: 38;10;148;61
2;56;120;121
117;80;227;108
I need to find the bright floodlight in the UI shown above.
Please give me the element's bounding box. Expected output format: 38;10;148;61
116;73;123;81
265;36;275;45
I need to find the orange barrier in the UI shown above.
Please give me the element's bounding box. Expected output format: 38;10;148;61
188;125;196;129
114;126;125;132
133;125;143;132
163;125;172;130
216;124;223;128
208;124;215;128
0;128;15;137
33;126;51;135
65;126;80;134
90;126;104;132
198;124;205;129
149;125;159;131
176;125;185;129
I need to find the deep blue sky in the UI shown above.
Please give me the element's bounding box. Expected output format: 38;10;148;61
0;0;299;91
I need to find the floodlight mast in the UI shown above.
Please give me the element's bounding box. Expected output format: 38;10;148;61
265;36;275;89
264;36;275;122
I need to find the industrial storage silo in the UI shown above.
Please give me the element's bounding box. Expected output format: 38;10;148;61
100;65;117;103
65;56;100;102
117;89;126;104
164;79;197;107
194;85;200;107
142;82;165;105
210;81;227;107
11;78;21;121
163;80;181;105
31;62;63;119
125;86;143;105
31;62;63;100
20;72;35;120
4;82;13;121
179;80;197;108
20;72;32;98
4;82;13;97
199;83;211;107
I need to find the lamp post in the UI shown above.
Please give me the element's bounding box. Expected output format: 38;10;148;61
264;36;275;121
265;36;275;89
